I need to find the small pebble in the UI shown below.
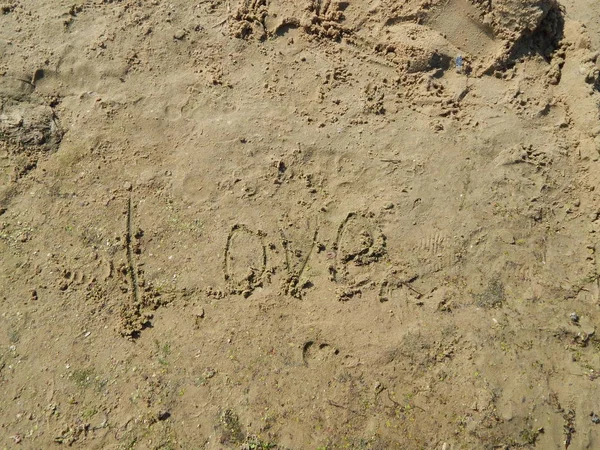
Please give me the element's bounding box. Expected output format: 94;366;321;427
173;29;186;40
570;312;580;323
157;410;171;421
591;412;600;424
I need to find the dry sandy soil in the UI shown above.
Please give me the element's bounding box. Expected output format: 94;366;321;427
2;0;600;448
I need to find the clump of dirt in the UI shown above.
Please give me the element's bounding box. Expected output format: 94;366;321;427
0;74;62;180
471;0;565;70
301;0;349;41
0;101;60;149
0;75;62;151
231;0;268;40
472;0;561;41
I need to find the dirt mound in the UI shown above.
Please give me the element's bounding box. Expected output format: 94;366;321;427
470;0;564;70
472;0;560;40
0;74;61;148
0;74;62;180
412;0;565;74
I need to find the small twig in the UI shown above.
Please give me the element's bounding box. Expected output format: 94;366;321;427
455;85;471;103
387;392;427;412
326;400;366;417
387;391;401;408
403;282;423;299
212;17;228;28
394;274;423;299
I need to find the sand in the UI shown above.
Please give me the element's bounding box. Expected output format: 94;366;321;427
1;0;600;448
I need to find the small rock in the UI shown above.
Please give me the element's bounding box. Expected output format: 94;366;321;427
173;29;187;40
591;412;600;424
123;181;132;191
196;307;205;319
203;368;216;379
383;202;394;210
157;410;171;421
570;312;580;323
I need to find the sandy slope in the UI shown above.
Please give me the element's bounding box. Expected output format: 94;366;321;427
1;1;600;448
